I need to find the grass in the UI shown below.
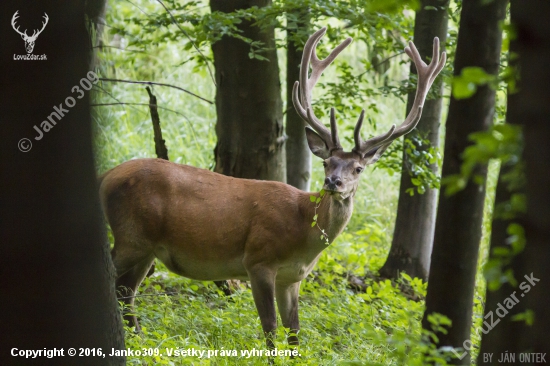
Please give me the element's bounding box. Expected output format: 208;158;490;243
93;1;501;364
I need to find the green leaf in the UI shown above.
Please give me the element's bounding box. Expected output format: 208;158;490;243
313;214;318;221
311;222;316;227
452;78;477;99
316;197;321;204
366;0;420;13
310;195;316;202
492;247;510;257
253;54;269;61
452;67;496;100
511;310;534;326
462;67;494;84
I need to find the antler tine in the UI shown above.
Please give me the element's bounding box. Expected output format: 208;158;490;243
356;37;446;155
392;38;446;138
32;13;49;39
353;109;397;155
329;108;340;149
11;11;27;37
292;27;352;151
353;110;365;154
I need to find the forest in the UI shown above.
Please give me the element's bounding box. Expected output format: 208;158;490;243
1;0;549;365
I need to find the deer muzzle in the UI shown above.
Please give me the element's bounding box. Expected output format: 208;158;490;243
324;176;343;192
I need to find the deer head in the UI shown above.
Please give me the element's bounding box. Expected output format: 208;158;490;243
12;11;49;54
293;27;446;200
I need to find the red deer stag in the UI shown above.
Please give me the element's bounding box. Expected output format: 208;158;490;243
99;27;445;348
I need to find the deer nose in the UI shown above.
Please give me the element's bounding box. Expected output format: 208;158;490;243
324;176;342;190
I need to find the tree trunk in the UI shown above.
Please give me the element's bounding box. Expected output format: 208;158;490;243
421;0;508;364
0;2;125;365
485;0;550;359
379;0;449;281
285;9;310;191
85;0;107;69
478;12;526;360
210;0;285;182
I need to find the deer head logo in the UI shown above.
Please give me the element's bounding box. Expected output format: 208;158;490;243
11;11;49;54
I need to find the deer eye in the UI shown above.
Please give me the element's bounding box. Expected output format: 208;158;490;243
355;167;363;174
322;161;328;168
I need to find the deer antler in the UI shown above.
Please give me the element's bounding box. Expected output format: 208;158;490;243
292;27;352;152
354;38;446;158
11;11;28;38
28;13;49;41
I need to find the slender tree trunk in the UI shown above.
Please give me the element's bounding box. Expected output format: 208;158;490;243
0;2;124;365
210;0;285;182
286;9;310;191
478;15;526;361
422;0;508;364
379;0;449;281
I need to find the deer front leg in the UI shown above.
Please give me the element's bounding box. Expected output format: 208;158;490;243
275;281;301;347
247;266;277;349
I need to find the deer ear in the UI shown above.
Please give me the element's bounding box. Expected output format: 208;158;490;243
364;141;392;164
305;128;330;159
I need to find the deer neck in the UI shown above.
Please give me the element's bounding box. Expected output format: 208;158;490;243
311;193;354;246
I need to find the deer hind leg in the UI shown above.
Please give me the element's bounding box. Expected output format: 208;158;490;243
111;245;155;332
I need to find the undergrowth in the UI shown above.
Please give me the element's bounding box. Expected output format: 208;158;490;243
123;229;432;366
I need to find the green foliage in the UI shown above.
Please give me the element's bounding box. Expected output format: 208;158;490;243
310;190;330;245
452;66;496;100
366;0;420;13
442;123;523;196
93;1;499;364
484;223;525;290
375;133;441;196
403;135;441;195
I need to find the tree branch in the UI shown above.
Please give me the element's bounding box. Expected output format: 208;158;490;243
145;87;169;160
90;102;199;144
98;77;213;104
156;0;217;87
93;45;148;54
